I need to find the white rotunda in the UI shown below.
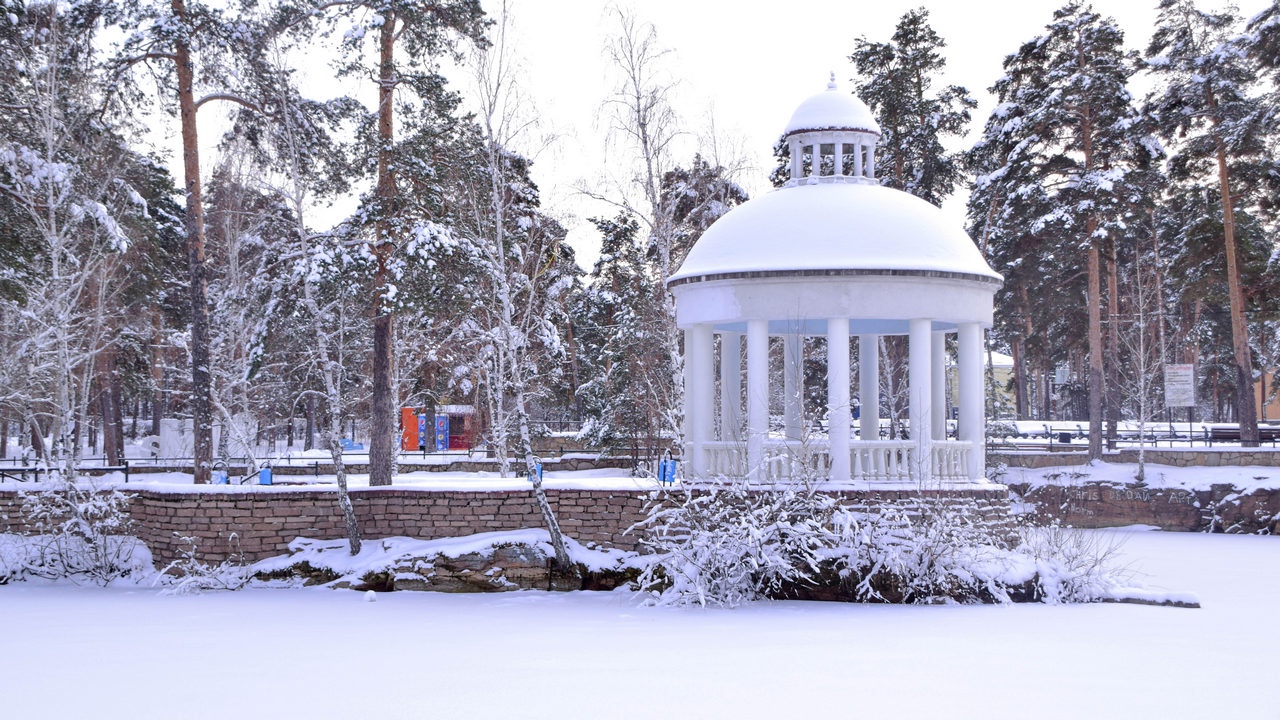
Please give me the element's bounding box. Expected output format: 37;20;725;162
668;77;1003;485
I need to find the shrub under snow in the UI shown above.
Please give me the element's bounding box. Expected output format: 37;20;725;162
633;480;1131;608
10;478;151;585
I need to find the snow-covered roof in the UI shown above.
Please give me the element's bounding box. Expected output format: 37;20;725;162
783;79;881;137
669;183;1002;284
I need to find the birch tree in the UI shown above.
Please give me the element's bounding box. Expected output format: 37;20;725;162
454;5;577;566
0;1;143;477
600;9;685;448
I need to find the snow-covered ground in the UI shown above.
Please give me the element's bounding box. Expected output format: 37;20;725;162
2;528;1275;719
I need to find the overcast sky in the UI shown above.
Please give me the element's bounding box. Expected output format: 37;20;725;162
456;0;1268;270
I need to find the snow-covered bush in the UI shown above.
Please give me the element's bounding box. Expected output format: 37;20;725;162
829;498;1017;604
155;533;251;595
633;481;839;607
634;481;1130;608
1015;523;1130;603
17;478;149;585
0;534;27;584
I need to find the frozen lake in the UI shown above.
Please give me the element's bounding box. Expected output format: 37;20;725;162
1;528;1276;719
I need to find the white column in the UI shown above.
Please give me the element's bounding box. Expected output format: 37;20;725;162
719;332;742;442
959;322;985;481
834;143;844;177
909;318;933;483
858;335;879;443
866;145;876;178
809;139;821;179
682;327;694;455
784;333;803;441
790;139;803;181
828;319;851;483
747;319;769;480
853;142;864;177
690;323;714;477
932;331;947;441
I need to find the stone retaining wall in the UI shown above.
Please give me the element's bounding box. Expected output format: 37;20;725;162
1007;482;1280;533
993;448;1280;469
0;485;1011;567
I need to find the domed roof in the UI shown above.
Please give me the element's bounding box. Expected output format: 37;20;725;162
783;78;881;137
668;183;1002;285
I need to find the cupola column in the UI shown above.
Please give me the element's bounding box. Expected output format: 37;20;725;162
784;332;803;441
909;318;933;483
828;318;851;483
858;335;879;443
747;319;769;479
719;332;743;442
958;322;985;481
932;330;947;441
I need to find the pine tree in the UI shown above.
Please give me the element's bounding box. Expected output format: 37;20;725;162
662;154;748;270
850;8;975;206
574;213;666;461
1146;0;1272;443
113;0;280;482
292;0;487;486
967;2;1157;457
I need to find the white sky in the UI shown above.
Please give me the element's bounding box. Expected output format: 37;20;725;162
466;0;1269;270
174;1;1267;270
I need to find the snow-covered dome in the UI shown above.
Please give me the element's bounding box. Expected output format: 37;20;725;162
669;77;1000;291
669;183;1001;284
783;76;881;137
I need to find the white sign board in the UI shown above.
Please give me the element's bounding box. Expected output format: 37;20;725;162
1164;364;1196;407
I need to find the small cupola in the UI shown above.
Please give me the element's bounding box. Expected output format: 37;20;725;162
782;74;881;185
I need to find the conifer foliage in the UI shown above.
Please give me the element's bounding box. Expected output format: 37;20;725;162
968;3;1158;454
850;8;975;206
1144;0;1277;445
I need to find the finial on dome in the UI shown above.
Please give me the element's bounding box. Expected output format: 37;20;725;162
827;72;837;90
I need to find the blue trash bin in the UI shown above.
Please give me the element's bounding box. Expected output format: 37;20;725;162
259;467;272;485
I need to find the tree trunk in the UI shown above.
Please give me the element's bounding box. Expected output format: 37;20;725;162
305;396;315;451
173;0;212;483
99;351;118;465
368;11;398;487
151;318;163;437
1106;240;1121;448
1087;237;1104;460
1011;338;1027;420
516;393;572;569
328;431;362;556
1216;139;1259;446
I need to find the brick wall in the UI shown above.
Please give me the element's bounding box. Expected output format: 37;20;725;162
0;485;1011;567
126;488;652;565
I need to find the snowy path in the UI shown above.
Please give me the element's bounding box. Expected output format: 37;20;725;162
2;529;1276;719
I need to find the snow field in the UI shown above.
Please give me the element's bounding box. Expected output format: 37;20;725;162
1;528;1276;719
